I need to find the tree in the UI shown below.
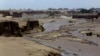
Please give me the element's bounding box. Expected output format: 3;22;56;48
88;8;95;13
80;8;89;13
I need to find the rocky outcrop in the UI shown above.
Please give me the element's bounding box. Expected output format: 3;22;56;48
21;21;42;33
0;21;20;36
26;21;39;30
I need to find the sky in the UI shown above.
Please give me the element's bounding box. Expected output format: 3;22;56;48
0;0;100;10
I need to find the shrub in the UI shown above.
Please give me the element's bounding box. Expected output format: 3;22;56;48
86;32;93;36
97;34;100;37
69;20;73;23
39;25;45;31
16;32;23;37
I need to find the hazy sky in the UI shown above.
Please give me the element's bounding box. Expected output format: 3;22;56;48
0;0;100;9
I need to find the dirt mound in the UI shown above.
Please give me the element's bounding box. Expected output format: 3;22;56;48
0;21;20;36
0;20;43;36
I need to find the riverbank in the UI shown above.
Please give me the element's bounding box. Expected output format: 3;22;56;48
0;37;61;56
25;17;100;56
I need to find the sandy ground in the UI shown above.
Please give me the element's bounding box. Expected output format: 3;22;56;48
0;37;61;56
1;15;100;56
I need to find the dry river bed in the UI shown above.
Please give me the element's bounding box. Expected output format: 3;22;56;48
25;18;100;56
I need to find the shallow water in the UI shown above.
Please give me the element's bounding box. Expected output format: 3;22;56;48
43;19;69;32
43;19;87;32
25;35;100;56
26;19;100;56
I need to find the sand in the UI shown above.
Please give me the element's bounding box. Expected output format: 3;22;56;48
0;37;61;56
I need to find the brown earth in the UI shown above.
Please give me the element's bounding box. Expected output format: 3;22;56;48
0;37;61;56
